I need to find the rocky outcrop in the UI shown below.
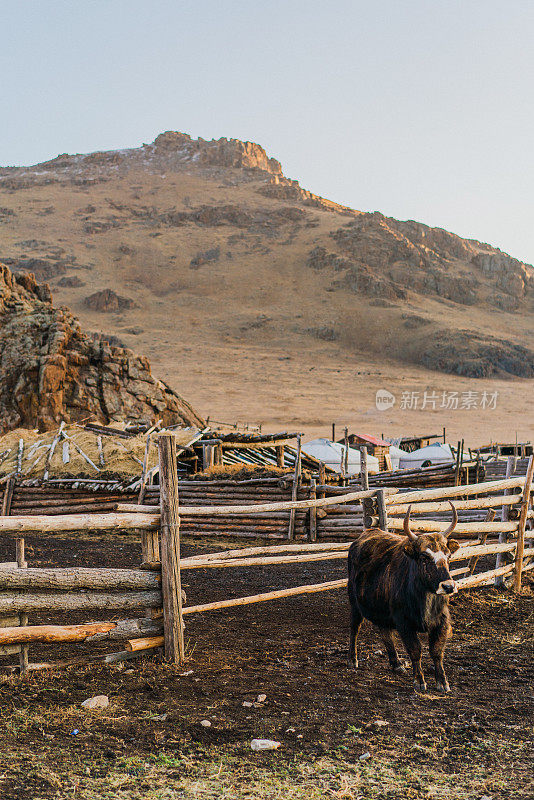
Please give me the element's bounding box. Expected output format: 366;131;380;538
190;247;220;268
84;289;136;312
152;132;283;174
307;245;406;300
0;263;204;433
307;212;533;309
11;258;67;281
129;203;308;230
0;131;284;188
417;329;534;378
257;175;357;215
57;276;85;288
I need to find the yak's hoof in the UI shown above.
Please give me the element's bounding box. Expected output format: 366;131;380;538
436;680;451;693
348;658;359;670
414;680;427;693
393;663;407;674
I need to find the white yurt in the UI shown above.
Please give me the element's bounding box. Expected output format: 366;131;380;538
388;445;409;470
302;438;380;475
398;443;454;471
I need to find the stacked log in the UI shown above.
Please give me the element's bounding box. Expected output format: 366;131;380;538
5;486;138;516
0;480;310;539
143;481;310;539
0;474;529;545
484;457;531;481
0;566;163;615
0;616;163;646
317;510;364;538
367;461;481;489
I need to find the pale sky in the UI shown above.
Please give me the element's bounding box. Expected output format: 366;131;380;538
2;0;533;264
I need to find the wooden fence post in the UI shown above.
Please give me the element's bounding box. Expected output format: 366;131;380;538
202;444;215;471
288;435;302;540
141;527;161;618
16;537;29;675
513;455;534;593
495;456;514;587
362;489;388;531
308;479;317;542
360;446;369;490
141;529;160;566
158;434;185;664
343;428;349;486
468;509;495;576
376;489;388;531
0;479;26;672
138;434;151;504
318;462;326;497
276;445;285;468
454;440;461;486
1;477;15;517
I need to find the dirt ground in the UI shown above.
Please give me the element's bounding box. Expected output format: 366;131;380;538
0;531;532;799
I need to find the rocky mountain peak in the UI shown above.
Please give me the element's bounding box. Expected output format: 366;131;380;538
151;131;283;174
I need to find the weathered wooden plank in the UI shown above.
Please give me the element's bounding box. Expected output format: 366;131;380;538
158;433;185;665
0;591;162;614
0;567;161;590
0;512;159;533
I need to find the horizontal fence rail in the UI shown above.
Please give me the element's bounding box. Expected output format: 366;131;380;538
0;512;159;533
0;567;160;590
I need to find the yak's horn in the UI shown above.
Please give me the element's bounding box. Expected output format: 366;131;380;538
403;505;418;541
443;501;458;538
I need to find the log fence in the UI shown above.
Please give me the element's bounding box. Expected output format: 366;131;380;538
0;445;532;673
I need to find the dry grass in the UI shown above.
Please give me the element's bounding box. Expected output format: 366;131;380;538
0;741;523;799
0;424;199;478
193;464;295;481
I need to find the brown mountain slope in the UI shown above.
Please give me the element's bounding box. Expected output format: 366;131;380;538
0;131;533;439
0;263;204;433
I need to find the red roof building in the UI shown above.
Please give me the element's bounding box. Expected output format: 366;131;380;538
340;433;391;470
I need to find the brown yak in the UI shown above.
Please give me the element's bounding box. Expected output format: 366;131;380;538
347;502;460;692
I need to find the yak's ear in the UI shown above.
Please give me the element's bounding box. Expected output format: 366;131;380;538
447;539;460;555
403;540;418;559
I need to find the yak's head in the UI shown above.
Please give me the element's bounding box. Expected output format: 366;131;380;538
403;501;460;595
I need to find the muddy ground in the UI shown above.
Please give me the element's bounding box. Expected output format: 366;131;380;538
0;531;532;799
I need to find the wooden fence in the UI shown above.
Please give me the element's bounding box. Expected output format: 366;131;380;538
0;477;311;539
0;440;532;674
484;456;531;481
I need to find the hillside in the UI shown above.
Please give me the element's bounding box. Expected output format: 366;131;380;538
1;131;533;440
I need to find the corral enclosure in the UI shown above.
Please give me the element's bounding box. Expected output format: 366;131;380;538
0;436;533;799
0;436;532;669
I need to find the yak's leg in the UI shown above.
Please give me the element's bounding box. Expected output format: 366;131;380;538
378;628;405;674
348;601;363;669
429;619;452;692
398;628;426;691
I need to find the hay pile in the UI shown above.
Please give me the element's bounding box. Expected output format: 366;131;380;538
0;424;199;479
192;464;299;481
